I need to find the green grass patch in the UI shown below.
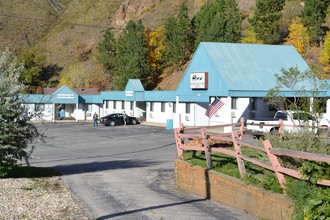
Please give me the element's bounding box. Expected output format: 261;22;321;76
183;147;283;193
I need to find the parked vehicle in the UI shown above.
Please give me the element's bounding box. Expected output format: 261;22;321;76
246;110;330;136
100;113;139;126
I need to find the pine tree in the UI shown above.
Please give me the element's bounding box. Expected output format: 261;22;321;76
194;0;242;48
114;20;155;90
286;17;310;56
96;29;117;90
0;49;42;173
223;0;242;43
96;29;116;74
16;48;47;94
300;0;330;45
319;31;330;74
249;0;285;44
164;3;194;67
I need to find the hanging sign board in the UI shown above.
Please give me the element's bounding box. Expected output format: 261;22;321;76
126;91;133;96
57;94;74;99
190;72;208;89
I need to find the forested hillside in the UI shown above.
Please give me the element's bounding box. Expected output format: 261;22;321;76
0;0;329;93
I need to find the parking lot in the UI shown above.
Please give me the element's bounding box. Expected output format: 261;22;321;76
31;122;256;220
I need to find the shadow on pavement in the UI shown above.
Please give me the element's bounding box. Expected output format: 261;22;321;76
96;199;207;220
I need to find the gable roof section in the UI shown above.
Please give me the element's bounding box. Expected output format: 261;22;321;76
205;43;309;92
44;86;99;95
177;42;314;98
52;85;79;103
125;79;145;91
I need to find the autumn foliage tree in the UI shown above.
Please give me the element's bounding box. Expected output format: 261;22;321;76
285;17;310;56
145;25;166;75
319;31;330;74
241;27;264;44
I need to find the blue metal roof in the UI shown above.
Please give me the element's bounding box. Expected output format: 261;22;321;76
80;95;103;104
177;42;316;98
19;94;53;103
144;90;177;102
125;79;145;91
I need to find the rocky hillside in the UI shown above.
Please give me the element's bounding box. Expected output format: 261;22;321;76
1;0;328;91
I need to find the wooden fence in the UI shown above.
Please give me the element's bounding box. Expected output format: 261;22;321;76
173;118;330;188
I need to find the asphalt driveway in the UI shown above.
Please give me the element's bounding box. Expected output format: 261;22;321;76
30;122;257;220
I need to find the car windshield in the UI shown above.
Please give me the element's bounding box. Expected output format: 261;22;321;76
275;112;287;120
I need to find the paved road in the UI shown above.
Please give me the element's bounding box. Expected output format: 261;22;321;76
30;122;257;220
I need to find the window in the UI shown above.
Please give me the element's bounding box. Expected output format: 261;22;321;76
35;104;45;111
105;101;109;109
130;101;134;110
161;102;165;112
173;102;176;113
231;97;238;109
114;101;117;109
185;103;191;114
87;104;92;111
121;101;125;109
150;102;154;112
251;98;257;110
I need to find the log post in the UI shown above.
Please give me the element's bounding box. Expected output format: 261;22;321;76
201;128;212;169
232;131;246;178
263;139;286;188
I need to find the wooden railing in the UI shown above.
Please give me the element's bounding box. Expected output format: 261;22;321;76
174;119;330;188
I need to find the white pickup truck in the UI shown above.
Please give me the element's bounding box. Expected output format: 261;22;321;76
246;110;330;136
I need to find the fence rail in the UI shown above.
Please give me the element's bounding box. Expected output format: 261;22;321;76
174;117;330;188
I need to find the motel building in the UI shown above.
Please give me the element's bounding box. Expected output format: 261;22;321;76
20;43;330;131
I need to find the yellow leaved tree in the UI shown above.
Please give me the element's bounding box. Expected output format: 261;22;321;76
146;25;166;74
319;31;330;74
241;27;263;44
285;17;310;56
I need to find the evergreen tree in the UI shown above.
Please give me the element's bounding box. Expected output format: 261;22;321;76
194;0;242;48
96;29;116;72
0;49;42;173
114;20;155;90
164;3;194;67
249;0;285;44
300;0;330;45
16;48;47;94
223;0;242;43
96;28;117;89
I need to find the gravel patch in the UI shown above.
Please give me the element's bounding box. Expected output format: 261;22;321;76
0;177;93;220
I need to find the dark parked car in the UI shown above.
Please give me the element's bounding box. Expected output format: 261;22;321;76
100;113;139;126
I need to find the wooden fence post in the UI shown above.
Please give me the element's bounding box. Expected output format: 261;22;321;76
263;139;286;188
201;128;213;169
231;131;246;178
173;124;185;159
240;117;245;140
279;119;284;140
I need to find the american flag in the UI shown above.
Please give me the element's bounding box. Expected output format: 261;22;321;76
205;97;224;118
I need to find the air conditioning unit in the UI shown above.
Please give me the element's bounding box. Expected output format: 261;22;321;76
149;113;153;118
185;115;190;121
